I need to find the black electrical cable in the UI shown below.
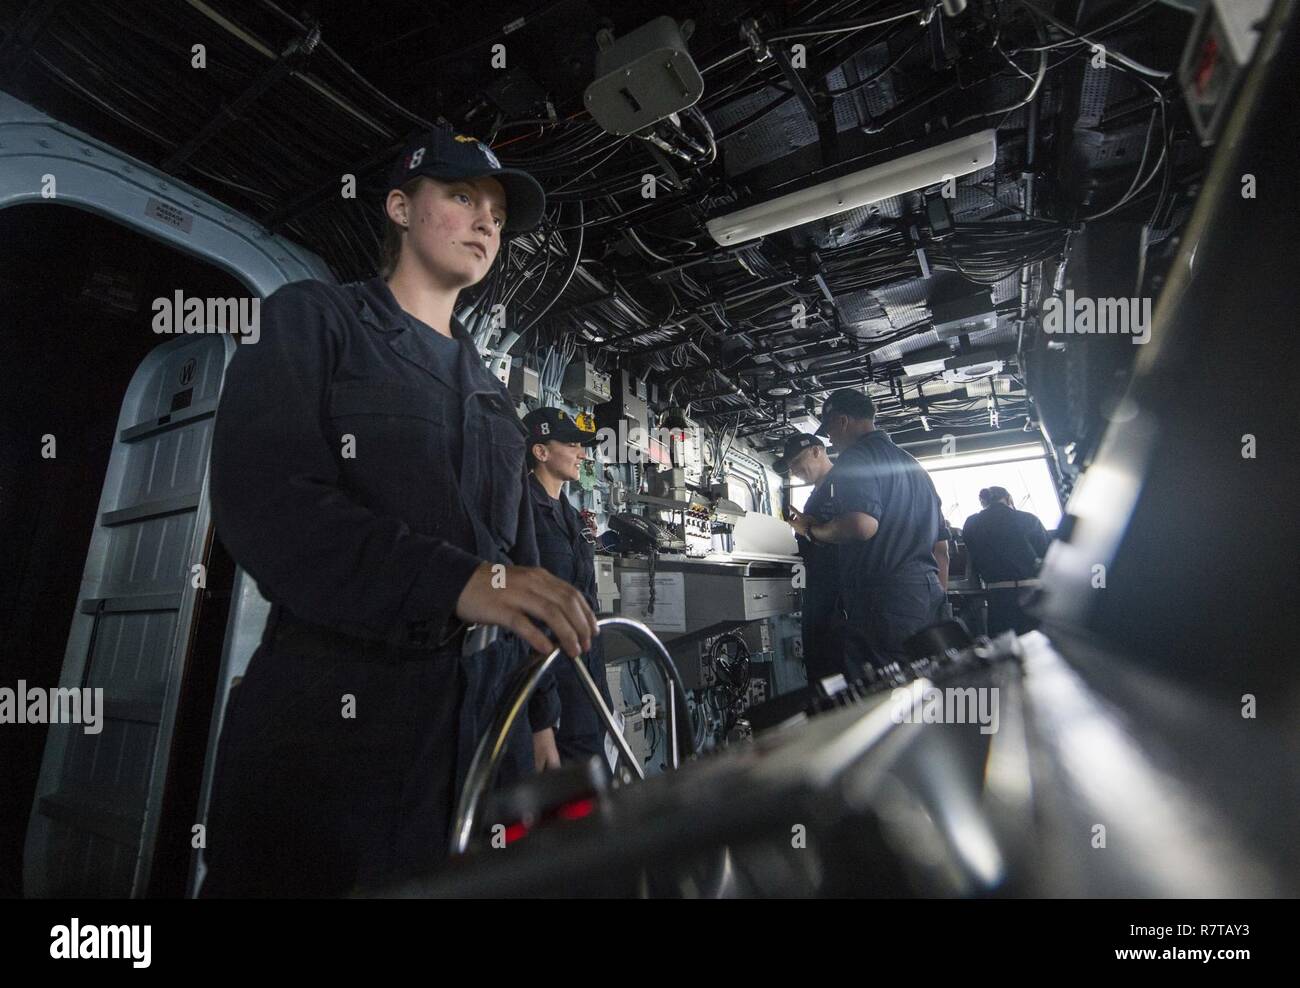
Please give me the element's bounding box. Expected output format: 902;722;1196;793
252;0;436;129
513;201;584;343
765;7;925;43
1013;0;1169;78
826;23;924;95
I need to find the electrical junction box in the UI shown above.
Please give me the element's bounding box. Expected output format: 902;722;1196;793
647;431;672;466
628;372;649;405
595;369;650;460
931;286;997;340
489;354;511;387
736;619;772;658
508;365;540;401
668;416;704;481
594;557;619;612
609;369;648;421
561;361;612;405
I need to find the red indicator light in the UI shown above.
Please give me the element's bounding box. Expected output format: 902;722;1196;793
1194;35;1219;96
504;821;530;844
555;797;596;821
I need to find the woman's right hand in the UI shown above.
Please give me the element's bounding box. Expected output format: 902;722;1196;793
454;563;597;658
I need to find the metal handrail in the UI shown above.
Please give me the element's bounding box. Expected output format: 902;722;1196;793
450;616;694;855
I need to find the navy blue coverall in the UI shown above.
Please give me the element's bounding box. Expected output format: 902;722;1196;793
825;429;946;677
795;477;842;684
962;502;1050;635
527;475;614;764
200;276;558;897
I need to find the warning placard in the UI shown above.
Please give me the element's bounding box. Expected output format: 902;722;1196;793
618;571;686;632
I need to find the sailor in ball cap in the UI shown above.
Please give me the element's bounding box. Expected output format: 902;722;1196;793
775;432;843;685
521;407;615;769
201;126;591;896
784;389;949;678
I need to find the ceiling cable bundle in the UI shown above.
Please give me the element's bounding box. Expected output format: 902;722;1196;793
9;0;1193;448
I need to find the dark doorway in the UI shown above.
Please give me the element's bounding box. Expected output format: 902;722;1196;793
0;203;245;897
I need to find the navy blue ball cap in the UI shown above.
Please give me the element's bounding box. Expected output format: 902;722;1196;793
815;388;876;436
523;407;598;446
389;126;546;233
773;432;824;474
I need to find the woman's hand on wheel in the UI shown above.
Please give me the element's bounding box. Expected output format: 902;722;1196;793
532;728;561;772
454;563;597;658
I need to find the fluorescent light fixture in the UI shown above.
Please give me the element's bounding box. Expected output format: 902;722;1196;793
902;356;949;377
706;130;997;245
904;344;1010;380
918;443;1044;470
962;373;1012;395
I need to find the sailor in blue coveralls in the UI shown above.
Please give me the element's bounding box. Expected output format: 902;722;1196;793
961;485;1050;636
787;389;947;679
199;127;596;896
777;433;842;687
520;407;615;768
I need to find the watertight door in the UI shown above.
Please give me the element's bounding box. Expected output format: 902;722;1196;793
24;333;234;897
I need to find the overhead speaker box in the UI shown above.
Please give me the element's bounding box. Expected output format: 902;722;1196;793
942;360;1004;385
584;17;704;136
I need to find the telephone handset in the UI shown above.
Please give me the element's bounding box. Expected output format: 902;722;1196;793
608;512;684;554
